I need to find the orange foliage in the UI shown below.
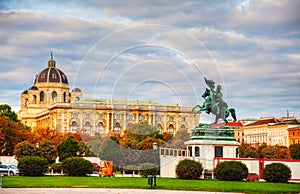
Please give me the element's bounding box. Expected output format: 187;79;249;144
31;126;64;147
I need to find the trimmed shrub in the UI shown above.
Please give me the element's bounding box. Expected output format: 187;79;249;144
18;156;48;176
61;157;94;176
263;163;291;183
175;159;203;179
214;161;248;181
139;162;159;178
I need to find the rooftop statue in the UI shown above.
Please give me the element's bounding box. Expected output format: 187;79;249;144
192;78;237;127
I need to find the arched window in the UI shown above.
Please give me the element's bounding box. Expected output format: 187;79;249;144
32;95;37;104
75;96;80;101
195;146;200;157
126;114;134;120
97;122;105;135
40;91;44;102
168;124;174;133
52;91;57;102
157;124;162;134
180;124;186;129
84;121;91;134
63;92;66;102
71;121;78;132
114;122;121;134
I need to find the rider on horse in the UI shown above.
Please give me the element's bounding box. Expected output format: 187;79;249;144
193;77;237;126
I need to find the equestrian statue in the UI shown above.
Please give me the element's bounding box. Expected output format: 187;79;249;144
192;78;237;127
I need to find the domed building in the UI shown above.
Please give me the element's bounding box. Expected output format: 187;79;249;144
18;53;199;136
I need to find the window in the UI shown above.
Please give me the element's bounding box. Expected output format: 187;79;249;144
139;114;145;120
215;146;223;158
114;122;121;134
188;146;192;157
168;124;174;133
72;113;77;118
97;122;104;134
181;117;185;122
180;124;186;129
98;113;104;119
52;91;57;101
75;96;80;101
195;146;200;157
169;116;174;121
52;73;57;79
63;92;67;102
156;115;161;121
32;95;37;104
127;114;134;120
85;114;90;119
115;114;121;120
157;124;162;133
84;121;91;134
71;121;78;131
40;91;44;102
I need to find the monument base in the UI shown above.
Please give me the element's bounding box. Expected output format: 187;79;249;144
184;126;240;169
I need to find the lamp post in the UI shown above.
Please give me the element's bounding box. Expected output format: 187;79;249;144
153;142;158;186
35;142;39;156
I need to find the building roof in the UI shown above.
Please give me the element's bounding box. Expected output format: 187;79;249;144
246;117;280;126
34;53;68;85
211;121;243;128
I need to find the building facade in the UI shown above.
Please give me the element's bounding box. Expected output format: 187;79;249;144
243;117;300;147
18;54;199;135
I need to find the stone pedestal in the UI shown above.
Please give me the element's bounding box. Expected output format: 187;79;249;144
184;126;240;170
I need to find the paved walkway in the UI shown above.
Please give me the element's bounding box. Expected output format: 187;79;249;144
0;188;243;194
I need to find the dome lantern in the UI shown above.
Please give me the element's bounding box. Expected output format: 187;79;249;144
48;51;56;67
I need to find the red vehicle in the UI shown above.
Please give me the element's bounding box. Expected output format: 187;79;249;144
247;173;259;181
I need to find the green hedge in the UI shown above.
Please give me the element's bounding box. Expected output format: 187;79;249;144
263;163;291;183
175;159;203;179
18;156;48;176
61;157;94;176
214;161;248;181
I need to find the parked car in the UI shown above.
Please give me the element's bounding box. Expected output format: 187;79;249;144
247;173;259;181
0;164;20;176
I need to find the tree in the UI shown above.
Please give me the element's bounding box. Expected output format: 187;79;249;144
98;138;121;166
0;104;18;122
14;141;35;160
257;142;267;158
289;143;300;159
275;146;291;159
238;143;257;158
262;146;277;159
165;129;190;149
39;140;57;164
57;136;80;161
31;126;64;147
78;141;94;157
0;116;30;156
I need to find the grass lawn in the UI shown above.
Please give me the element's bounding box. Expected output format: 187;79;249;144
2;176;300;194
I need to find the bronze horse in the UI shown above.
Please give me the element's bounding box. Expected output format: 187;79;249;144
192;87;236;126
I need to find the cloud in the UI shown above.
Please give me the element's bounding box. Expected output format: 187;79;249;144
0;0;299;120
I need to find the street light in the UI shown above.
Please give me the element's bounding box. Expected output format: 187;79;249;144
35;143;39;156
153;142;158;186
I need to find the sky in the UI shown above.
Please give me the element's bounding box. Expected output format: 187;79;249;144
0;0;299;121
